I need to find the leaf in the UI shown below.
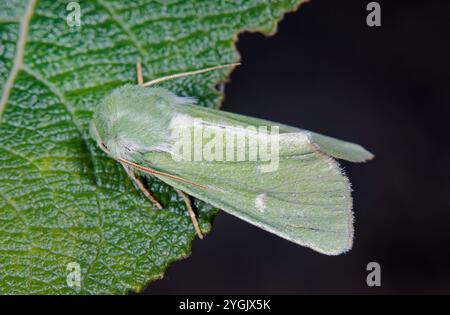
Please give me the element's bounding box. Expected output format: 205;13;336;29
0;0;305;294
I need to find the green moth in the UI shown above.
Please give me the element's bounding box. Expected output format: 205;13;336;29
90;62;373;255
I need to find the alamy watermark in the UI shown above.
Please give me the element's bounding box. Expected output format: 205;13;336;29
366;261;381;287
366;2;381;27
170;116;280;172
66;262;81;290
66;2;81;28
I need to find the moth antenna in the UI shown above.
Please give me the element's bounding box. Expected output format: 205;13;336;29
141;62;241;87
136;60;144;86
99;142;109;155
176;189;204;239
117;157;216;191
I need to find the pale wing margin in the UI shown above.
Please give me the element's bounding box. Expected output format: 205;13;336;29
141;133;355;255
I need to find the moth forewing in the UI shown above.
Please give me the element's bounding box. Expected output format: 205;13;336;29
137;110;356;255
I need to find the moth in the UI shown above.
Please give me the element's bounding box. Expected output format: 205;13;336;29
90;62;373;255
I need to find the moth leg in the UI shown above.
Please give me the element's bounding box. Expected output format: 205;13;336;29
141;63;240;87
175;189;204;239
136;60;144;86
121;163;162;210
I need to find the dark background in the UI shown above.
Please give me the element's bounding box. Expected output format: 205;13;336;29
145;0;450;294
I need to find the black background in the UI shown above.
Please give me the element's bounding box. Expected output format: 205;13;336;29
144;0;450;294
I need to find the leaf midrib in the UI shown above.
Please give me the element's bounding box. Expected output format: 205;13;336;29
0;0;109;291
0;0;36;119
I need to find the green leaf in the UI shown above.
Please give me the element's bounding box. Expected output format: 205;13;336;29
0;0;305;294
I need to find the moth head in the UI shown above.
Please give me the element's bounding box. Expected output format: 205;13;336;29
91;120;130;161
90;84;147;160
89;115;112;156
89;92;121;159
91;84;178;160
